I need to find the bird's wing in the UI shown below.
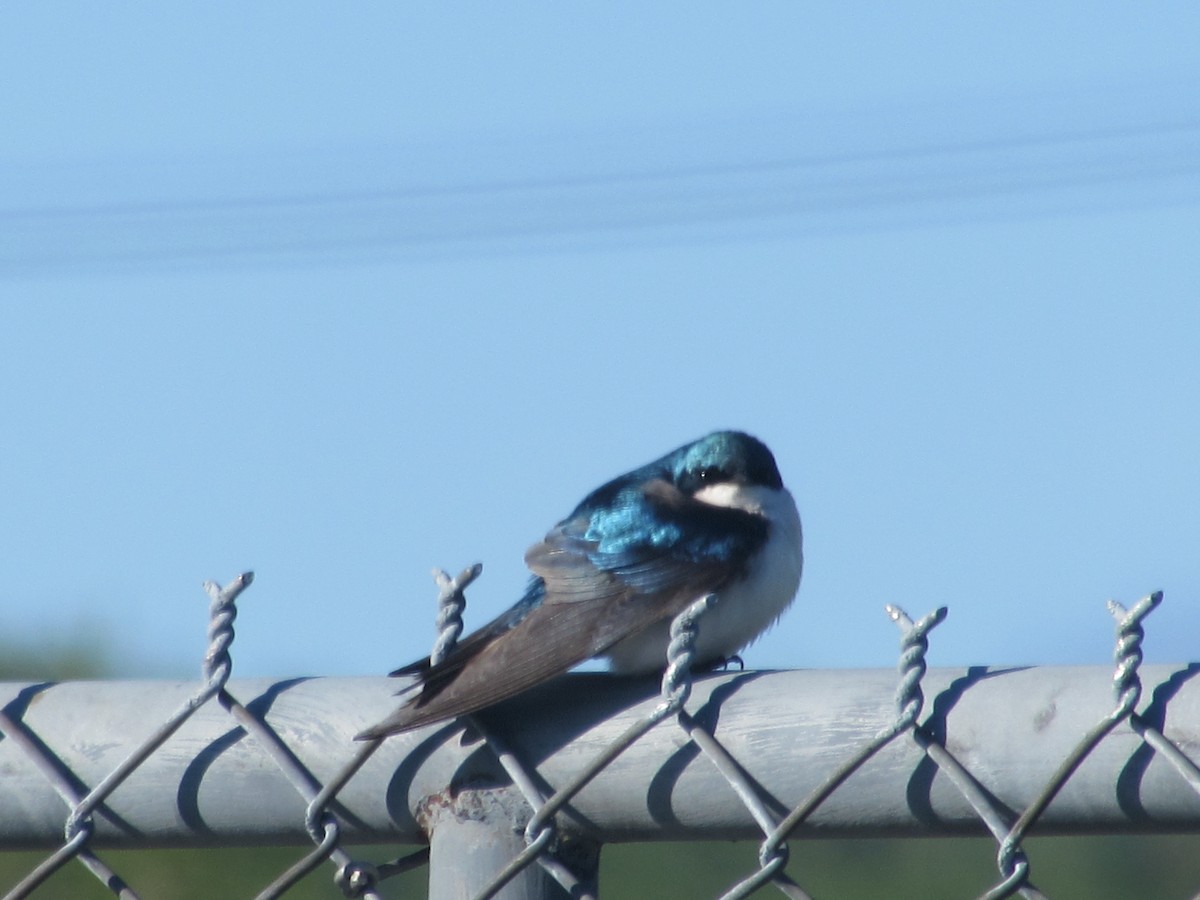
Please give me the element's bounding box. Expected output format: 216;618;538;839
356;479;767;738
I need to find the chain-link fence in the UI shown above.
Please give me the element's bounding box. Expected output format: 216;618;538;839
1;569;1197;899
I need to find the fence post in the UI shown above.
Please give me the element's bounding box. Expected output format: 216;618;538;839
424;787;588;899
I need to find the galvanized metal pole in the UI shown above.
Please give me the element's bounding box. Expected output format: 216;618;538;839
1;665;1198;847
423;787;584;900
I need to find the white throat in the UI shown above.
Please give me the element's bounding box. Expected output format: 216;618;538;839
604;482;803;673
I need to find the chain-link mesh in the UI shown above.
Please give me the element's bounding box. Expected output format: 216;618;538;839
0;569;1196;899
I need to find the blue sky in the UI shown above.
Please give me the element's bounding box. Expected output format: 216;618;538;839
1;6;1198;680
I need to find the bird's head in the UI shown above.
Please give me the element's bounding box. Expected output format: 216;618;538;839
671;431;784;497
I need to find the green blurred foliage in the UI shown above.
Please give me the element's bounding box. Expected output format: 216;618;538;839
604;836;1200;900
0;627;115;681
0;847;426;899
2;835;1199;898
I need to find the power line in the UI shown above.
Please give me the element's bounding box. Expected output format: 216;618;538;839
3;93;1199;275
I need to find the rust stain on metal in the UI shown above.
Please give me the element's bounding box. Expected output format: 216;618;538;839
415;785;531;835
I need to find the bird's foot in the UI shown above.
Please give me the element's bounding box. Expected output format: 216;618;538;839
699;654;745;672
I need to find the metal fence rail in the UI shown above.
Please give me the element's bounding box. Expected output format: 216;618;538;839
0;571;1197;899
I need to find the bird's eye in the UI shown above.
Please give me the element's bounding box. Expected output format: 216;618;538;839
697;466;726;483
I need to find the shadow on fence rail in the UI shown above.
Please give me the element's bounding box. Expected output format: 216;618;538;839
0;570;1197;899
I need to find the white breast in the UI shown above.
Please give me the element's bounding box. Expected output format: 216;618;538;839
604;483;803;673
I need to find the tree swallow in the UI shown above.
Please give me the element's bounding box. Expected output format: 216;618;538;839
357;430;802;740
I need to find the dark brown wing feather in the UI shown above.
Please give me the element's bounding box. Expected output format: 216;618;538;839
355;479;760;739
